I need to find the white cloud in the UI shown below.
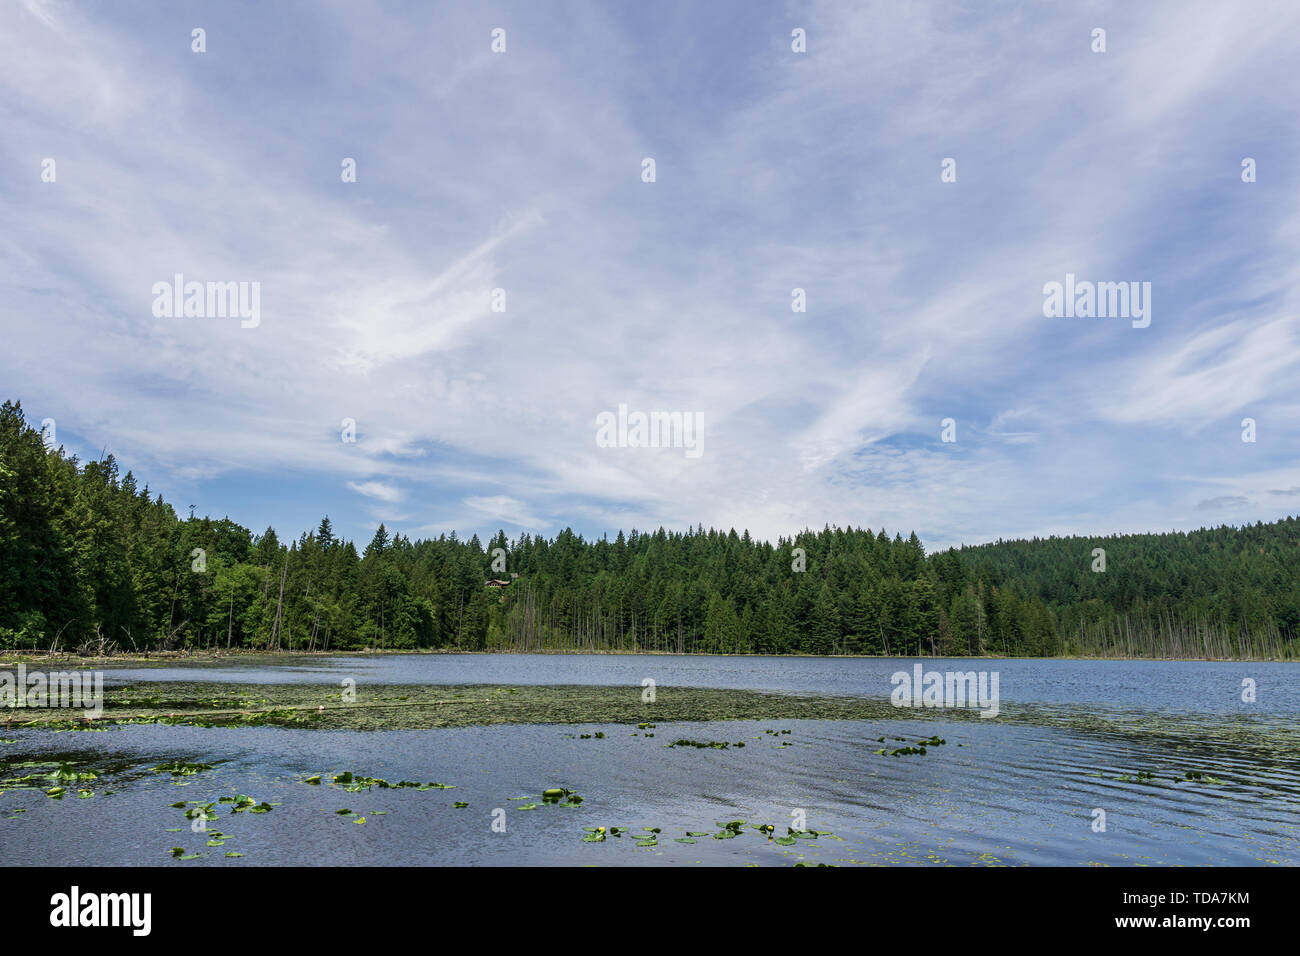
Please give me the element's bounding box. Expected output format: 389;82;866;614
3;0;1299;549
347;481;404;505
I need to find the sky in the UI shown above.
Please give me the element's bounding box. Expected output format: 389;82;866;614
2;0;1299;552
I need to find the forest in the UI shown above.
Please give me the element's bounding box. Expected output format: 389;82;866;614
2;400;1298;659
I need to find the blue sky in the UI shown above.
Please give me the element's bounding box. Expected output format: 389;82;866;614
3;0;1299;550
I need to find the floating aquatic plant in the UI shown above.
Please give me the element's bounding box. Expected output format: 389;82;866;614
52;763;98;782
666;738;736;749
887;745;927;756
541;787;584;806
151;761;213;777
581;826;626;842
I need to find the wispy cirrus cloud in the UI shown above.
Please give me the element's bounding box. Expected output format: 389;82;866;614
3;0;1299;550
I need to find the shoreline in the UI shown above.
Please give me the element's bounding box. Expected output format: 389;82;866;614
3;647;1292;668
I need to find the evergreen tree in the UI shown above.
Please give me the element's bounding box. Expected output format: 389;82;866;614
1;398;1297;659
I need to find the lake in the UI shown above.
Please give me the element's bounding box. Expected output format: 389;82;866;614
2;655;1297;866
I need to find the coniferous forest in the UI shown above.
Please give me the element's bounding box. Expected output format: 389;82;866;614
2;401;1298;659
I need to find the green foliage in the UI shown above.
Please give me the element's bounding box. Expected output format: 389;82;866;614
1;400;1297;657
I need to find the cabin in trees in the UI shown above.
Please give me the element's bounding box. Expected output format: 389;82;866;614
485;574;519;603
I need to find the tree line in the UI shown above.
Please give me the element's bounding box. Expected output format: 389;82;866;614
2;401;1297;658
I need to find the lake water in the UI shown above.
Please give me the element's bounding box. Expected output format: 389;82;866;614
3;655;1297;866
94;653;1299;714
